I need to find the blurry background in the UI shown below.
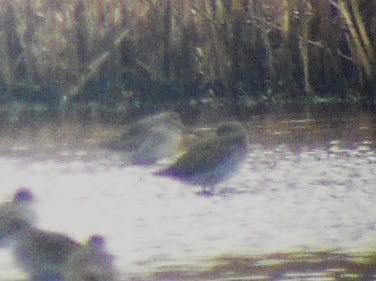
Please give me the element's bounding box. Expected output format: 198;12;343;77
0;0;375;120
0;0;375;280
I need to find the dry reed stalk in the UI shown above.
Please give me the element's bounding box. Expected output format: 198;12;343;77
301;0;312;96
337;0;373;77
73;0;89;72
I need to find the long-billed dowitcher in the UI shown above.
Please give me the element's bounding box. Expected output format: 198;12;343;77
155;121;249;194
103;111;183;165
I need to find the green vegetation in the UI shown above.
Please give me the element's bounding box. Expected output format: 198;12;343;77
0;0;375;119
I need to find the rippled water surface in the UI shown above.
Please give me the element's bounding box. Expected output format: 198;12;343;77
0;111;375;280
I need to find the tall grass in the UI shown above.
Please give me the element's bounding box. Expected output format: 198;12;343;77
0;0;374;116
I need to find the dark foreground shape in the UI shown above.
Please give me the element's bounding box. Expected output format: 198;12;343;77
12;221;80;281
0;188;35;247
64;234;117;281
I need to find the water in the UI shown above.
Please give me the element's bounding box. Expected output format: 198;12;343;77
0;111;375;280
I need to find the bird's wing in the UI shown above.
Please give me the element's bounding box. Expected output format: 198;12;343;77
102;125;145;151
28;230;80;262
116;118;159;151
0;204;34;240
158;136;236;177
131;129;172;164
0;204;15;239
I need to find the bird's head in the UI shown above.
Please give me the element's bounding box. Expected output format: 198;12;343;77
13;188;34;204
87;234;106;249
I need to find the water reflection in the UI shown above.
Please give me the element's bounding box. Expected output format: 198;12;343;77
0;111;375;280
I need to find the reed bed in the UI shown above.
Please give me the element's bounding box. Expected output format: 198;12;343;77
0;0;374;117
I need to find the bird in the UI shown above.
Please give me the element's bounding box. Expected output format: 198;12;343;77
11;220;80;281
64;234;117;281
102;111;184;165
154;121;249;194
0;188;36;247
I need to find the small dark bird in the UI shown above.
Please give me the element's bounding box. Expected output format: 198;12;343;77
0;188;35;246
103;111;184;165
64;234;117;281
12;221;80;281
155;121;249;194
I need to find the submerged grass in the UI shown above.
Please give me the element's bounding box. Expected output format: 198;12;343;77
125;251;376;281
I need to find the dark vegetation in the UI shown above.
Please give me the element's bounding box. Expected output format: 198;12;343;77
130;252;376;281
0;0;375;123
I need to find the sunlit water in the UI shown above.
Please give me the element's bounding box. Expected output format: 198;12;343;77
0;112;375;280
